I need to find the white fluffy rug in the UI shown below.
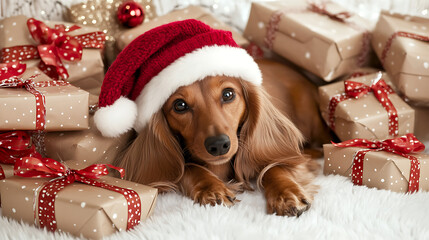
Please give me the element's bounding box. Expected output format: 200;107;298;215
1;163;429;240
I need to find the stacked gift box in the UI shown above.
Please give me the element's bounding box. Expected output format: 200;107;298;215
0;15;157;239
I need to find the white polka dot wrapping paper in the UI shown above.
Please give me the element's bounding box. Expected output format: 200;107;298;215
116;5;249;52
372;12;429;107
318;72;415;142
0;15;105;96
243;1;371;82
43;115;134;169
0;175;158;239
0;67;89;131
323;143;429;193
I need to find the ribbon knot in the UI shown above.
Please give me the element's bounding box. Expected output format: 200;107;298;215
307;3;352;23
328;76;398;137
333;133;424;192
0;131;40;166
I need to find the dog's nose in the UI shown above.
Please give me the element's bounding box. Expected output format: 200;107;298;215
204;134;231;156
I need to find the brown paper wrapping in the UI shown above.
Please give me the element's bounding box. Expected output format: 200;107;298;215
44;115;133;169
372;12;429;106
117;5;249;50
0;15;105;95
0;175;157;239
0;67;89;131
319;72;415;141
413;106;429;143
323;144;429;193
244;1;371;81
0;164;13;179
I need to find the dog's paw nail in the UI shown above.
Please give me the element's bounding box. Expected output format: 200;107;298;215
216;198;222;205
297;209;304;218
302;198;310;205
226;196;235;203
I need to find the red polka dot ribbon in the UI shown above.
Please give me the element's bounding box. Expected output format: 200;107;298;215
0;64;70;130
14;157;142;232
0;18;105;80
381;31;429;66
264;2;370;67
332;133;425;193
328;78;398;137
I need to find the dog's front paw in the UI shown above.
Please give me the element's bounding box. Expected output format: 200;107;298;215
265;186;312;217
192;180;236;207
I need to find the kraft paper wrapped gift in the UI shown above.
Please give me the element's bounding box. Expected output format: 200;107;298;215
44;115;133;169
0;15;105;95
117;5;249;50
323;138;429;193
372;12;429;106
0;67;89;131
319;72;415;141
0;164;13;179
0;175;158;239
244;1;371;81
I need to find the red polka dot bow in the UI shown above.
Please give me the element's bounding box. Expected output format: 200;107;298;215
0;62;26;81
333;133;425;193
0;18;105;80
14;156;141;232
381;31;429;66
328;78;398;136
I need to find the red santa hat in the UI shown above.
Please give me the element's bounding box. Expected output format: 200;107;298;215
94;19;262;137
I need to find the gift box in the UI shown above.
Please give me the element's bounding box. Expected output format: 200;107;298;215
0;158;158;239
0;67;89;131
0;15;105;95
44;115;133;169
243;1;372;81
319;72;414;141
117;5;249;51
0;164;13;179
372;12;429;106
323;134;428;193
413;106;429;143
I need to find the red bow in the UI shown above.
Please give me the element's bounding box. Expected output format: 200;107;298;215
0;131;41;165
307;3;352;23
333;133;425;193
381;31;429;66
0;18;105;80
15;157;141;232
0;62;26;80
328;77;398;136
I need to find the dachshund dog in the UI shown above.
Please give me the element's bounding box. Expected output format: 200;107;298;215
117;59;323;217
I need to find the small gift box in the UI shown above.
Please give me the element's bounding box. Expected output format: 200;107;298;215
0;16;105;95
243;1;371;81
117;5;249;51
0;66;89;131
323;134;428;193
319;72;414;141
0;157;158;239
372;12;429;106
44;115;134;169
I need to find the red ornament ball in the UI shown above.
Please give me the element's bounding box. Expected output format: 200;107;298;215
117;1;145;28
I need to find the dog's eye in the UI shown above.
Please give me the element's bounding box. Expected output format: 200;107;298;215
173;99;189;113
222;88;235;102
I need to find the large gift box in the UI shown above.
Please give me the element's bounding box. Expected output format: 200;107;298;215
0;158;158;239
244;1;371;81
319;72;414;141
0;16;105;95
44;115;134;169
0;67;89;131
372;12;429;106
323;134;428;193
117;5;249;50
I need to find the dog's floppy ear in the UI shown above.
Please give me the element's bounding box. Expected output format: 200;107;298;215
235;80;306;188
117;111;184;192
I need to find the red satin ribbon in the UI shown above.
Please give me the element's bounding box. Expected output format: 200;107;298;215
14;157;141;232
0;18;105;80
0;64;70;130
381;31;429;66
328;78;398;136
0;131;40;165
0;62;26;80
333;134;425;193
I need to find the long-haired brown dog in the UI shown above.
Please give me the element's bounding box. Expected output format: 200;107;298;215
116;59;323;217
95;20;325;217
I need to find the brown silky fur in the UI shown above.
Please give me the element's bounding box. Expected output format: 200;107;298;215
117;62;323;216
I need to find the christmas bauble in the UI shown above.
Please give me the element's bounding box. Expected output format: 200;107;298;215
117;1;145;28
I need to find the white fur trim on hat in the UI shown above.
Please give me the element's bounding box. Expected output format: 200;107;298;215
134;45;262;132
94;96;137;137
